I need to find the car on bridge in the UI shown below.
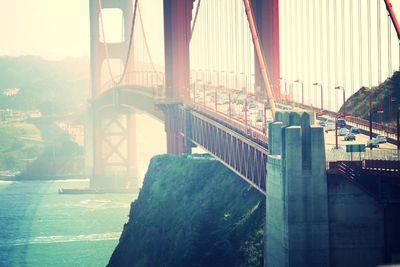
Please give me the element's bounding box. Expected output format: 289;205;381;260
376;135;387;143
350;127;361;134
325;122;335;132
336;118;346;128
338;128;349;136
318;120;328;127
367;138;380;148
344;133;356;141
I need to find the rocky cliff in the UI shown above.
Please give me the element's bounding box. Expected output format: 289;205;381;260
108;154;265;267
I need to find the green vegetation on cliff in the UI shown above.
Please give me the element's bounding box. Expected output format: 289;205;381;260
341;71;400;126
108;155;265;267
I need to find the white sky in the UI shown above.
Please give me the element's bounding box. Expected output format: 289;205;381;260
0;0;164;62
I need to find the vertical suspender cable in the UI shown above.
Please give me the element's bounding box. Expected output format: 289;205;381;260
306;0;311;105
359;0;363;89
247;3;251;91
350;0;355;115
301;0;306;104
334;0;338;109
388;13;393;77
377;0;383;122
319;0;324;108
326;0;331;110
341;0;346;108
289;0;293;97
241;0;245;90
313;1;317;106
235;0;238;80
378;0;382;85
319;0;323;83
368;0;372;90
292;0;301;102
231;1;235;76
291;0;295;99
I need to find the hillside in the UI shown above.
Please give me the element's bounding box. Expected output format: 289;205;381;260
0;56;89;115
341;71;400;126
108;154;265;267
0;56;87;177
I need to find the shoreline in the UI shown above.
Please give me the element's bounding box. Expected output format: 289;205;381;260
0;175;87;182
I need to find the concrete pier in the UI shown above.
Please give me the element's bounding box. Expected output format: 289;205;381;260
265;110;330;267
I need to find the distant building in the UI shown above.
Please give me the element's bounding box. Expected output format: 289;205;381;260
3;88;20;96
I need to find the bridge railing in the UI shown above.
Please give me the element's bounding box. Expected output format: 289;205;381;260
285;101;398;141
326;148;400;162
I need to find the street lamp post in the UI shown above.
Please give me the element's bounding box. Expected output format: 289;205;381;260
335;116;339;149
280;77;287;101
313;82;324;110
335;86;346;116
294;79;304;105
368;105;384;149
397;107;400;151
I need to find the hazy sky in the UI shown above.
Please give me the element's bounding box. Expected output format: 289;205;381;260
0;0;164;61
1;0;399;111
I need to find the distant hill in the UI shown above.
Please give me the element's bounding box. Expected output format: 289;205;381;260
0;56;89;115
341;71;400;127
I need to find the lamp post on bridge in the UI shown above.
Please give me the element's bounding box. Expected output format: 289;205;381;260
280;77;287;102
240;73;247;94
396;107;400;151
335;86;346;116
313;82;324;110
294;79;304;105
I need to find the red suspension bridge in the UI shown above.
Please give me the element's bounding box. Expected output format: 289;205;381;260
89;0;399;192
87;1;400;265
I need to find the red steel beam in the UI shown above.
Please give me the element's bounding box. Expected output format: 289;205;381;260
243;0;277;119
385;0;400;41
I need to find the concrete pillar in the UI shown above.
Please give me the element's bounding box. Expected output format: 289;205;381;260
266;110;330;267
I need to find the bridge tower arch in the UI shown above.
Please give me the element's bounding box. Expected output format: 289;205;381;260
89;0;138;189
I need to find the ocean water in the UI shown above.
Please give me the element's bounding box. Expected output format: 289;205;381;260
0;114;168;267
0;179;136;267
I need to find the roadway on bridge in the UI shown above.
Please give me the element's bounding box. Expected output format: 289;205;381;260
190;85;398;154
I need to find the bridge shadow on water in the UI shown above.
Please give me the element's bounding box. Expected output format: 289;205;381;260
0;181;50;266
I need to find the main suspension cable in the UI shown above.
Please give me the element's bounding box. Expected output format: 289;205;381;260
190;0;201;40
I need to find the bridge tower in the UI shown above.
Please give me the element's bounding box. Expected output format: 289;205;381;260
162;0;193;154
252;0;280;100
89;0;139;189
266;111;330;266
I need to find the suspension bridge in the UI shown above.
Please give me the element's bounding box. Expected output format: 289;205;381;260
88;0;400;265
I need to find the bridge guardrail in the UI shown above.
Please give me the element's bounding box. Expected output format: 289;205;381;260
326;148;400;162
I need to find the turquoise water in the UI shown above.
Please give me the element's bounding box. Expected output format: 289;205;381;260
0;179;137;267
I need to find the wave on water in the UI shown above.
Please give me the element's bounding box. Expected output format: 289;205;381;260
1;232;121;247
50;178;90;183
78;199;130;210
0;180;15;185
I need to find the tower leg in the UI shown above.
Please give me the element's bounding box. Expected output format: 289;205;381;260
252;0;280;99
163;0;193;154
